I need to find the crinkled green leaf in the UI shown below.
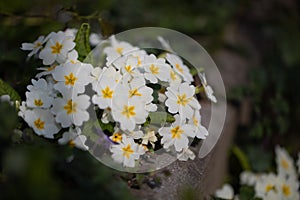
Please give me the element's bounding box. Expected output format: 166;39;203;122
75;23;92;62
0;78;20;102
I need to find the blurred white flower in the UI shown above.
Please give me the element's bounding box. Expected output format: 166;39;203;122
297;153;300;175
51;90;90;128
177;148;195;161
166;53;193;83
143;54;172;83
39;31;75;65
277;175;299;200
275;146;297;180
240;171;260;186
21;35;46;57
89;33;102;46
24;108;60;139
199;73;217;103
158;114;195;152
215;184;234;200
58;127;88;150
110;135;145;167
0;94;14;106
255;173;280;199
165;82;200;120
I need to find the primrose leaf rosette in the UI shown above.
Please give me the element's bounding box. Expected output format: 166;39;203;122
19;26;226;173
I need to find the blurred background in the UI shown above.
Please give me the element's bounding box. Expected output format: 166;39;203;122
0;0;300;199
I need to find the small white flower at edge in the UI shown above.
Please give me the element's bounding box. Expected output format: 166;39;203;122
21;35;46;57
215;184;234;200
177;148;195;161
199;73;217;103
58;127;89;151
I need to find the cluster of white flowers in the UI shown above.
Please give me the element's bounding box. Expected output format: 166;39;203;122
215;146;300;200
19;28;216;168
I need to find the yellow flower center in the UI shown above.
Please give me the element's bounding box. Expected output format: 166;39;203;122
171;126;184;139
64;72;78;86
116;47;123;54
122;144;134;159
170;70;178;81
101;86;114;99
175;63;184;73
51;42;63;54
125;65;133;74
69;140;76;148
281;159;289;169
177;94;189;106
265;184;275;193
34;42;42;48
137;57;141;66
64;99;77;115
121;105;136;118
111;133;122;143
149;64;159;75
193;116;199;126
129;88;142;97
282;184;291;197
34;99;44;107
47;65;57;71
34;118;45;130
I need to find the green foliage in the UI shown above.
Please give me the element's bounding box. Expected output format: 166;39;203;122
0;78;21;102
231;146;251;171
75;23;92;62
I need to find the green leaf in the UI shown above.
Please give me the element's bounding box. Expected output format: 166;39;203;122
0;78;20;102
232;145;251;171
75;23;92;62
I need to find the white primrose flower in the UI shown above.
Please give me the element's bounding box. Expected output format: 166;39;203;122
25;90;53;109
36;64;58;78
166;53;193;83
64;28;77;38
27;78;52;93
89;33;102;46
0;94;14;106
39;31;75;65
52;61;93;94
110;135;145;168
158;114;195;152
127;49;147;68
138;129;157;148
143;54;172;83
254;173;280;199
111;86;148;131
275;146;297;180
24;108;60;138
58;127;89;150
165;82;200;120
92;67;121;109
117;56;142;79
240;171;260;186
51;90;90;128
66;50;79;64
199;73;217;103
277;176;299;200
21;35;46;57
18;101;27;118
104;35;138;66
215;184;234;200
188;110;208;139
177;148;195;161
